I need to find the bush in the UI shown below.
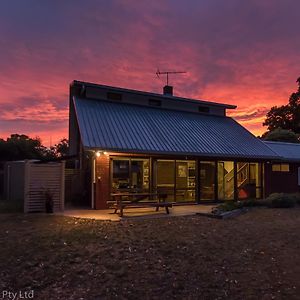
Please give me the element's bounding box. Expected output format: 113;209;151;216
240;199;268;207
266;193;297;208
214;201;242;213
213;193;300;214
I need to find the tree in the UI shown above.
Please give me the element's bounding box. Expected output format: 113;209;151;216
0;134;56;161
0;134;70;161
50;138;69;157
263;77;300;134
262;128;299;143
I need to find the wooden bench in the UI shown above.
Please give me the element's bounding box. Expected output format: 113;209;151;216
110;193;172;217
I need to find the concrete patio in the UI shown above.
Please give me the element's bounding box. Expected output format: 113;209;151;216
61;204;216;221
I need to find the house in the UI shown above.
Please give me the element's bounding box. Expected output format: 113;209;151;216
68;80;298;209
263;141;300;195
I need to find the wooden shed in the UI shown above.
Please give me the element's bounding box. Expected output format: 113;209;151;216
4;160;65;213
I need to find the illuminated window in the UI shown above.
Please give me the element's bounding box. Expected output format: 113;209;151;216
272;164;281;172
281;164;290;172
272;163;289;172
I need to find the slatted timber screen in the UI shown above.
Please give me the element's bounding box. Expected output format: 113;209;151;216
24;162;65;213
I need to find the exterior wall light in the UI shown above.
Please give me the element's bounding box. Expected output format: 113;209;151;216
96;151;101;157
103;151;108;155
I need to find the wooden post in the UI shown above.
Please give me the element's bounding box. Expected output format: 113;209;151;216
234;162;238;201
60;161;65;211
95;153;110;209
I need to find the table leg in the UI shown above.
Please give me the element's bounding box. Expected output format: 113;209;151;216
119;196;123;217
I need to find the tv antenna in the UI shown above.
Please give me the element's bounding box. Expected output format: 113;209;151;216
156;69;187;85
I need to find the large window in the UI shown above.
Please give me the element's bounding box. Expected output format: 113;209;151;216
218;161;234;200
199;161;216;201
111;158;149;192
237;162;262;199
176;160;196;202
154;159;196;202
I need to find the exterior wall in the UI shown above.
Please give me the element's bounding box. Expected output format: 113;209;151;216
92;156;300;209
92;153;267;209
265;162;300;197
95;154;110;209
81;83;228;116
4;161;25;202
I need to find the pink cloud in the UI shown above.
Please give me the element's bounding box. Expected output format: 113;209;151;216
0;0;299;145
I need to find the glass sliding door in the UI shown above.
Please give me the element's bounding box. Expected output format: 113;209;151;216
154;159;196;202
175;160;196;202
199;161;216;201
218;161;234;200
131;159;150;192
155;160;175;201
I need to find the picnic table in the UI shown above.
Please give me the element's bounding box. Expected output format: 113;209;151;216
110;192;172;217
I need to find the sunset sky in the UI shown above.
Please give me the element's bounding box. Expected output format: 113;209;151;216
0;0;299;146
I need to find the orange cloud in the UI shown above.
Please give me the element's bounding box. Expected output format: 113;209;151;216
0;0;299;146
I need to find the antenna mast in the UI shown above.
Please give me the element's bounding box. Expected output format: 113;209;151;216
156;69;187;85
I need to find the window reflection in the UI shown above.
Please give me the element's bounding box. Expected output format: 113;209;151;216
218;161;234;200
200;161;215;200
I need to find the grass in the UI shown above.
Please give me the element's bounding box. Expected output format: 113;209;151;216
0;199;23;213
0;209;300;299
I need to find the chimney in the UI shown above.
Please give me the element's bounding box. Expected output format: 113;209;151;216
163;85;173;96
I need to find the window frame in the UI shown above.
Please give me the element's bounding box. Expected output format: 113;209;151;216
271;163;290;172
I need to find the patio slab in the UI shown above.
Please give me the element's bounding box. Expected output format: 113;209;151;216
61;204;216;221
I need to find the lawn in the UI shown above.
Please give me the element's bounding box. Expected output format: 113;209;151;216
0;208;299;300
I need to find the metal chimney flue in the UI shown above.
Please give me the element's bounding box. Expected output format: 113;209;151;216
163;85;173;96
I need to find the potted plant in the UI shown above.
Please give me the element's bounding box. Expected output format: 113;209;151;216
44;189;54;213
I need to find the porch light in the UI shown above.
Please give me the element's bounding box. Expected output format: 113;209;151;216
103;151;108;155
96;151;101;157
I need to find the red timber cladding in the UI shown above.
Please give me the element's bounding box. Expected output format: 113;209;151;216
95;154;110;209
265;163;300;197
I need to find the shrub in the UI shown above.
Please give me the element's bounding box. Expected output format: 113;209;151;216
214;201;242;213
213;193;300;214
241;199;268;207
266;193;297;208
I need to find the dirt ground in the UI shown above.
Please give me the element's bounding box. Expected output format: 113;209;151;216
0;208;299;300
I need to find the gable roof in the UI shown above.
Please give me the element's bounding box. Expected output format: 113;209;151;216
73;97;279;159
263;141;300;161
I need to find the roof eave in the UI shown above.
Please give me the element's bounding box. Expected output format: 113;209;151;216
83;146;279;161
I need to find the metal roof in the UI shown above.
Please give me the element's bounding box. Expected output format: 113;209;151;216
73;97;279;159
263;141;300;161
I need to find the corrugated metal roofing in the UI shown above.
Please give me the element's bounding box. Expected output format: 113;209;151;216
73;97;279;159
263;141;300;161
